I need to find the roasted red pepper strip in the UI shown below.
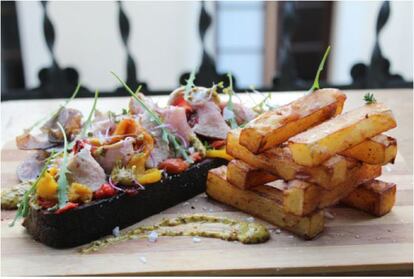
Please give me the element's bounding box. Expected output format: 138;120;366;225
159;158;189;174
210;140;226;149
174;96;193;113
191;152;203;163
94;183;117;200
55;202;79;214
37;197;57;209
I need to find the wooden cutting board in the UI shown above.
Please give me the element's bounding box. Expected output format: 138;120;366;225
1;142;412;276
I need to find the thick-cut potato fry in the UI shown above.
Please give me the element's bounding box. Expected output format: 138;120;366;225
206;166;325;239
240;89;346;154
341;179;396;217
288;103;397;167
227;160;277;189
318;164;382;208
227;130;360;190
266;180;322;217
340;134;397;165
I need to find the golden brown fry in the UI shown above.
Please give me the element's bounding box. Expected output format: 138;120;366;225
340;134;397;165
227;130;360;190
341;179;396;217
318;164;382;208
288;103;397;167
227;160;277;189
206;166;325;239
240;89;346;154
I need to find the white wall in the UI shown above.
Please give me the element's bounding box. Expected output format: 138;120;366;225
16;1;413;90
329;1;413;84
16;1;215;91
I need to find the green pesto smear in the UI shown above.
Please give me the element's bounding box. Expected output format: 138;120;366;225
80;214;270;253
1;182;31;210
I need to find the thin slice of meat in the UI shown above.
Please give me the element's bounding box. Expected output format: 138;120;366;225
192;101;230;140
128;94;157;115
90;111;116;140
146;137;171;168
162;106;194;142
42;107;83;142
67;148;106;192
16;133;57;150
220;101;257;125
16;151;49;182
93;137;136;173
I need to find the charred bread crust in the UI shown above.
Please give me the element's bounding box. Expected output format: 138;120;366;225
23;158;226;248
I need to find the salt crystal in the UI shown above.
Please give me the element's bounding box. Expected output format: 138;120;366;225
208;208;214;212
355;234;360;239
288;235;294;239
182;202;190;207
192;237;201;243
148;231;158;242
385;166;392;172
246;217;255;222
274;229;281;234
139;256;147;264
324;211;335;219
112;226;120;237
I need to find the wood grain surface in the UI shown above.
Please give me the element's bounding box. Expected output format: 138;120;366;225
1;89;412;276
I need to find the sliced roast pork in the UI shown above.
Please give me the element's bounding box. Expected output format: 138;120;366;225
16;133;57;150
192;101;230;139
66;148;106;191
220;101;257;126
41;107;83;142
93;137;136;173
162;106;194;142
16;151;49;182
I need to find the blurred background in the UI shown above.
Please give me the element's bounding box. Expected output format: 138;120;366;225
1;0;413;100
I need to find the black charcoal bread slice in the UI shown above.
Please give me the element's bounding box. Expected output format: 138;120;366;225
23;158;226;248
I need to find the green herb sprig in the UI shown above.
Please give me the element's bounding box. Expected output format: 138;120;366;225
56;122;70;209
68;90;99;149
111;72;193;163
26;83;81;133
223;73;239;129
309;46;331;92
10;151;56;226
184;71;196;102
364;92;377;104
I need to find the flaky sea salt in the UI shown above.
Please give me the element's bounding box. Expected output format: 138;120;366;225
324;211;335;219
139;256;147;264
246;217;255;222
192;237;201;243
148;231;158;242
112;226;120;237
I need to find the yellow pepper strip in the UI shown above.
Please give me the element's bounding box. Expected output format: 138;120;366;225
136;168;162;185
47;166;58;177
206;149;233;161
128;153;147;174
68;183;93;203
88;137;102;146
36;172;58;200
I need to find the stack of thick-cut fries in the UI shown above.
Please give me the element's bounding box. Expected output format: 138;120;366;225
207;89;398;239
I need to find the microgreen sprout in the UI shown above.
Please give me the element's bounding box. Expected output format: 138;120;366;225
56;122;69;209
223;73;239;129
309;46;331;92
364;92;377;104
184;71;196;102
